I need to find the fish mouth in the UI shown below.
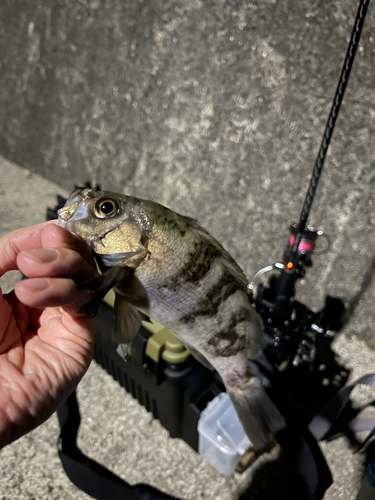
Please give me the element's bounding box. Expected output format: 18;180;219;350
57;188;96;222
58;194;94;228
58;202;81;222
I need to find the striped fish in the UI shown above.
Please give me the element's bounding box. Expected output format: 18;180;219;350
58;188;284;450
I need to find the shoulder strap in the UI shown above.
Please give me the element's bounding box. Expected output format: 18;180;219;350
309;373;375;443
57;391;180;500
274;424;333;500
57;388;331;500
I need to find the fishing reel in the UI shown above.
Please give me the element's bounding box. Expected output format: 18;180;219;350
249;222;343;374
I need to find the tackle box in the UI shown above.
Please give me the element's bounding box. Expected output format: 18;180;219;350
95;296;223;451
95;299;254;474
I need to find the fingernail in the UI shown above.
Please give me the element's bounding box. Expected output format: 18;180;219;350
21;248;59;264
49;224;77;244
20;278;50;292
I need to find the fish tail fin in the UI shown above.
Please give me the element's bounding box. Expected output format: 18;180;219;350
228;376;285;450
212;351;285;450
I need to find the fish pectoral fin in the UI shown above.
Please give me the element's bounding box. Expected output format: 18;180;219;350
114;294;143;360
78;266;132;317
82;266;131;292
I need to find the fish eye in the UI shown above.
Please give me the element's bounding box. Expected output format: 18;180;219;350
94;198;119;218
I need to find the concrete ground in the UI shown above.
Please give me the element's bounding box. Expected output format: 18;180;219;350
0;0;374;498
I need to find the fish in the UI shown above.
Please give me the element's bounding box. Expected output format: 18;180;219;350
58;187;285;450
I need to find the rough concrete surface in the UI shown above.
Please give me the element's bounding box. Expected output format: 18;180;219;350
0;0;374;498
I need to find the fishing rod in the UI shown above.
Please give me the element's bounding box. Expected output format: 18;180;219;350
249;0;371;372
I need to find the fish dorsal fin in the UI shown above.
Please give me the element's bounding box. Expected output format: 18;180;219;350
218;255;248;289
114;294;143;360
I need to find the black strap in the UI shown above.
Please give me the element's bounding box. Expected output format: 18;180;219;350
274;425;333;500
252;354;333;499
309;373;375;442
57;391;180;500
270;373;375;500
326;418;375;443
57;389;331;500
57;389;333;500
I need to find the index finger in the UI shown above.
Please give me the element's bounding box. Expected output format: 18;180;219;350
40;223;95;266
0;221;94;278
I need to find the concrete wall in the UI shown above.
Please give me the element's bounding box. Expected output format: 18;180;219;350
1;0;374;340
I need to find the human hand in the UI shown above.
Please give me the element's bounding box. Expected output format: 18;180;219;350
0;221;99;448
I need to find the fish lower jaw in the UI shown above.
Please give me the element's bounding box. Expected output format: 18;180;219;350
57;219;68;229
